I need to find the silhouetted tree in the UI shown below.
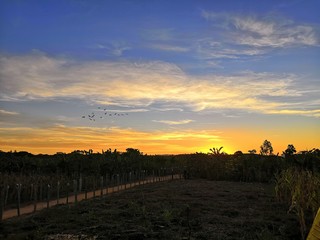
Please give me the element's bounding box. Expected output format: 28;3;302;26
283;144;296;158
260;140;273;155
248;149;257;154
209;146;225;155
234;151;243;156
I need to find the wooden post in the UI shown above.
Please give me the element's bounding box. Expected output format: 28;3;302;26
117;174;120;192
33;184;37;212
57;181;60;204
142;170;144;184
105;174;109;195
84;177;87;200
93;178;96;198
73;180;78;203
39;182;43;201
0;187;4;221
47;184;51;209
172;168;174;180
4;185;9;207
79;174;82;193
120;174;123;190
124;173;127;190
66;182;70;204
16;183;22;216
30;184;34;201
105;173;109;195
100;176;103;198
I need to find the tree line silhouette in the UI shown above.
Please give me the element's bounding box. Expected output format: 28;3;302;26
0;140;319;181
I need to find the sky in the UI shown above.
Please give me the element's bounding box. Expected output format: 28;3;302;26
0;0;319;155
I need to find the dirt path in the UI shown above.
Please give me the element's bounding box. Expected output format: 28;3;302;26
2;174;180;220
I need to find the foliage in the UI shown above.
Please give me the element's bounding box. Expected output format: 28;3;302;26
176;153;285;182
248;149;257;154
209;146;225;155
283;144;297;158
260;140;273;155
275;168;320;239
1;147;319;215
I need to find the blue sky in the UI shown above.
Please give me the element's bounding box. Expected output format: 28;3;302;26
0;0;319;154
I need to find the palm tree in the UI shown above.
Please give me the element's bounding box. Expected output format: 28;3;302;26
209;146;224;155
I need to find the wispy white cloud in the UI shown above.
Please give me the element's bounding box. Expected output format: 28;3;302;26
149;44;189;52
0;109;19;115
0;53;318;117
93;41;130;56
197;39;266;59
152;119;194;125
266;109;320;118
201;11;319;48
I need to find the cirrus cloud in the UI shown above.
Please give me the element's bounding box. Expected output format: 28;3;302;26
0;52;318;117
201;11;319;48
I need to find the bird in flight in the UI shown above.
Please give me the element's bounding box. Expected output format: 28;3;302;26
81;106;129;121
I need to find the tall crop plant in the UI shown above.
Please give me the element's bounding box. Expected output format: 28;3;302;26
275;168;320;239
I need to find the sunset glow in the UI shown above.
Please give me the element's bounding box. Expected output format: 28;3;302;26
0;1;319;154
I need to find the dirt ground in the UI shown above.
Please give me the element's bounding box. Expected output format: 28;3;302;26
0;179;301;240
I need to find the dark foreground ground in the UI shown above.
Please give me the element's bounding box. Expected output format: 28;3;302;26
1;179;300;240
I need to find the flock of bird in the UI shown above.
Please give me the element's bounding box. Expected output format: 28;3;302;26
81;107;128;121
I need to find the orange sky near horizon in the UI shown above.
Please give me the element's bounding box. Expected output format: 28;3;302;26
1;124;319;155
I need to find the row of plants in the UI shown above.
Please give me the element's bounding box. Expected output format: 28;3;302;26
275;168;320;239
0;168;178;208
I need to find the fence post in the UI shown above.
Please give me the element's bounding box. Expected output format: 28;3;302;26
39;182;43;202
120;174;123;190
33;184;37;212
16;183;21;216
4;185;9;207
165;169;167;181
79;174;82;193
93;178;95;197
66;182;70;204
84;177;87;200
100;176;104;198
105;174;109;195
0;187;4;221
30;184;34;201
142;170;145;184
47;184;51;209
117;174;120;192
73;180;78;204
57;181;60;205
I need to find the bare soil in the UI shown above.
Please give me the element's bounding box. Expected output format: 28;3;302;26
0;179;300;240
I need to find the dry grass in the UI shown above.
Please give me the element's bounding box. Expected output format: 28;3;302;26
1;179;300;240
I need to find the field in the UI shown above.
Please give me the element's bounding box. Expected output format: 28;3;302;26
1;179;301;240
